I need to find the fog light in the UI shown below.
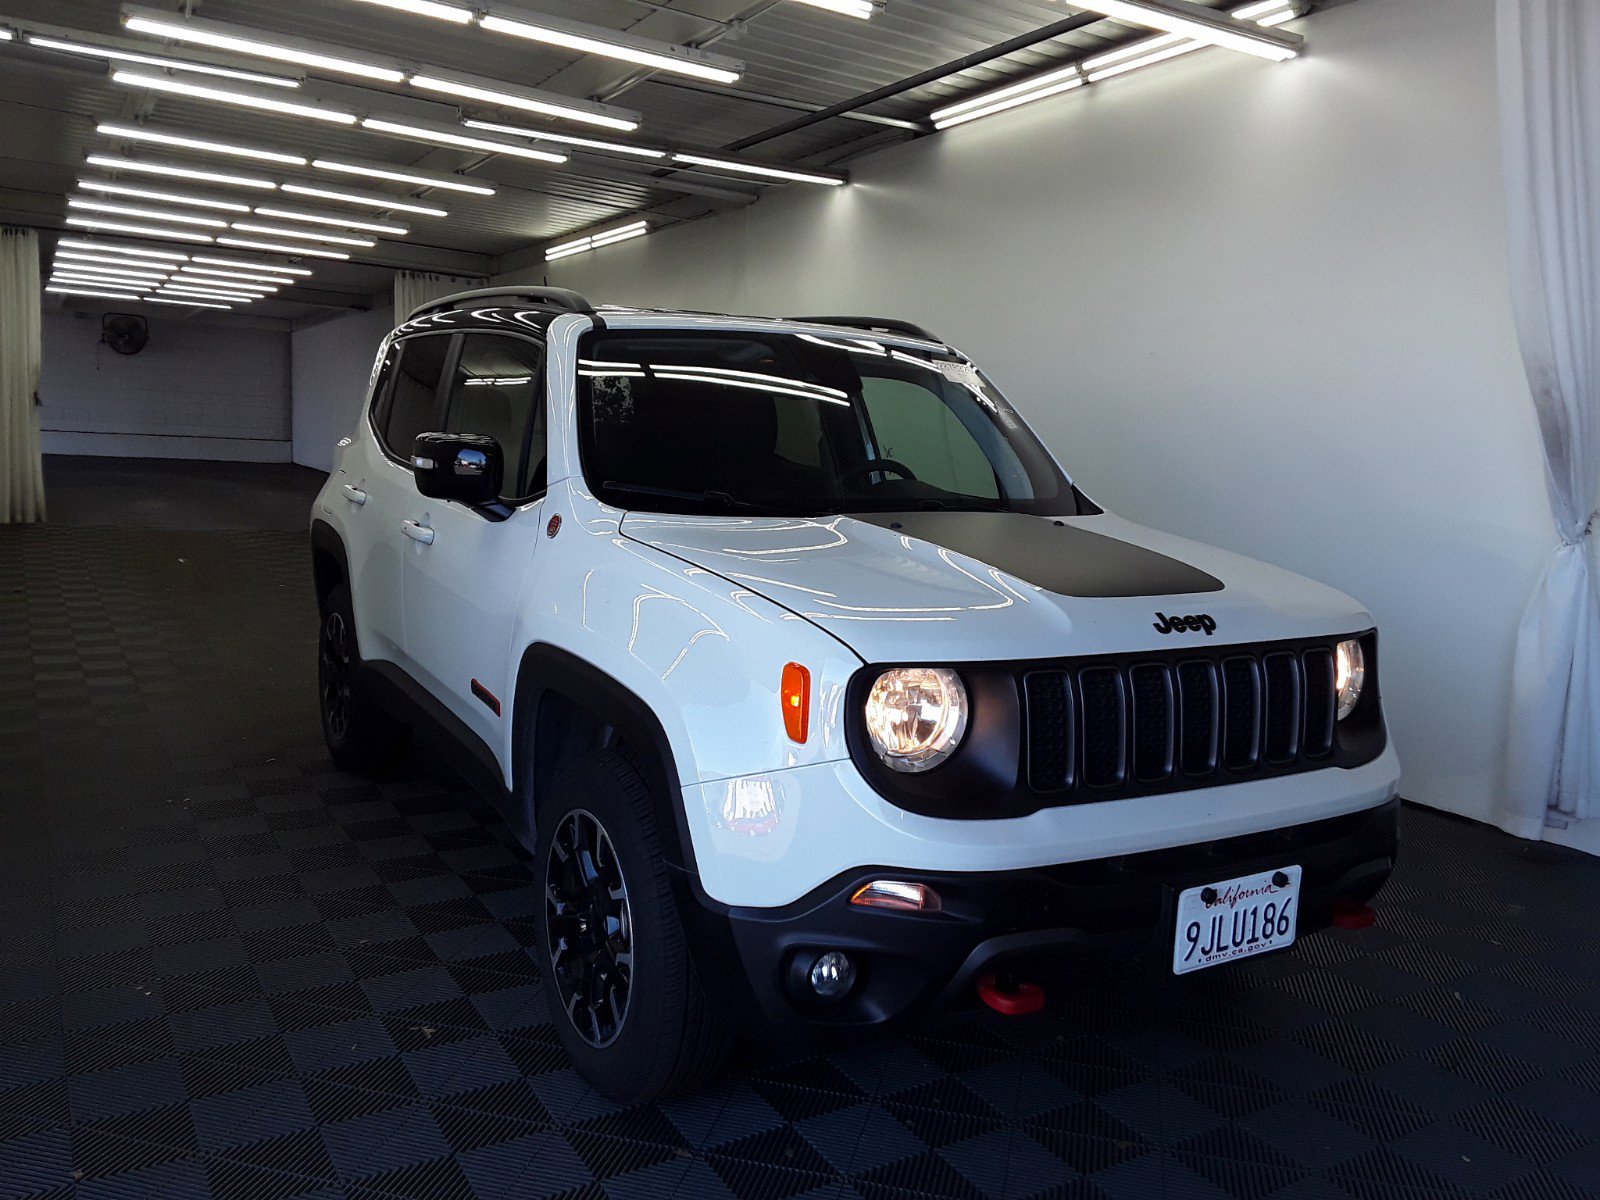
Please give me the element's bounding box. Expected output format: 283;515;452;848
850;880;942;913
808;951;856;998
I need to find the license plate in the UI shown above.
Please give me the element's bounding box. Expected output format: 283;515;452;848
1172;865;1301;975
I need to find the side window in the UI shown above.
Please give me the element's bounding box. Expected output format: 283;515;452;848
379;335;453;462
442;334;547;500
858;376;1000;499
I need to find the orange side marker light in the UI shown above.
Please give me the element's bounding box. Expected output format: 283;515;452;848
781;662;810;743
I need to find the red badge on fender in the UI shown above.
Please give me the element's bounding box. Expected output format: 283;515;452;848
546;514;562;538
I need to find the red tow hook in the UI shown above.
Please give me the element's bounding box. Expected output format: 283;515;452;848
1332;898;1377;930
977;973;1045;1016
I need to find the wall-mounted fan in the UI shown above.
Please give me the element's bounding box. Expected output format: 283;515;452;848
101;313;149;356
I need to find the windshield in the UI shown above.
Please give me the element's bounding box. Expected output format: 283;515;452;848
576;329;1079;517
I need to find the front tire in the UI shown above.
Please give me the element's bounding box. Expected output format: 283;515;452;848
535;750;730;1102
317;583;407;773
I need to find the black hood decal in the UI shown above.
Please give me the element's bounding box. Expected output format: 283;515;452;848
848;511;1224;598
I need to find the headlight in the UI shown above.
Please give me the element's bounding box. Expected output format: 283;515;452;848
864;667;969;772
1335;638;1366;720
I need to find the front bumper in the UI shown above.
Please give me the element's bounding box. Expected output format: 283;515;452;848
699;796;1399;1036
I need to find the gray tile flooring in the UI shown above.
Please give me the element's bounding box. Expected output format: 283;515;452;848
1;461;1597;1199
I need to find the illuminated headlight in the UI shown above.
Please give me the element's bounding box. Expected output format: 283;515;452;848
1335;638;1366;720
864;667;969;772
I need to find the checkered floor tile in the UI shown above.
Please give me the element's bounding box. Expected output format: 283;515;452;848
2;516;1599;1199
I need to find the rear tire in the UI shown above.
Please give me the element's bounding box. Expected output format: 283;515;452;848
318;582;407;774
535;749;730;1102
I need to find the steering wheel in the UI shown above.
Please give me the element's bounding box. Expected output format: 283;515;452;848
840;458;919;487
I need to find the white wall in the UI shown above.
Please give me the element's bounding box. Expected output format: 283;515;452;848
38;310;292;462
290;302;393;472
520;0;1554;827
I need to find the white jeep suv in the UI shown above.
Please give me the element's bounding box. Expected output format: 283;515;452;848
310;287;1400;1102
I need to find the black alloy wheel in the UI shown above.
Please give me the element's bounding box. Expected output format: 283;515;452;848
545;808;634;1048
319;610;352;742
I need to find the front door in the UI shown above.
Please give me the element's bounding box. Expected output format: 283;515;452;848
401;331;550;762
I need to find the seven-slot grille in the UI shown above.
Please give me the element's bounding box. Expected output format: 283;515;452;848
1024;645;1338;797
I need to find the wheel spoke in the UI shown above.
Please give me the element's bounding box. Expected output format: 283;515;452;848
545;808;632;1049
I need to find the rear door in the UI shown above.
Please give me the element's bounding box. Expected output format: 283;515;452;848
401;331;550;758
346;331;454;667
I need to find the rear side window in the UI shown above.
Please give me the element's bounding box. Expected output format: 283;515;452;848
441;334;547;500
378;335;453;462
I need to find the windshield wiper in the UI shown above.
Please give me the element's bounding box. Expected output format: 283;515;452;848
601;481;795;516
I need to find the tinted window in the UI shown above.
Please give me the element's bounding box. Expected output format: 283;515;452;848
577;331;1073;517
381;335;452;461
442;334;546;499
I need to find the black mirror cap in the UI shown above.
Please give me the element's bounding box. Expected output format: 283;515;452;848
413;432;503;504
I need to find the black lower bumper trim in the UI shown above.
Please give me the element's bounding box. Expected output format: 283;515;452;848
705;798;1400;1036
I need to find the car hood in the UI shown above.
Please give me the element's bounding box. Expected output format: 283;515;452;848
619;508;1372;663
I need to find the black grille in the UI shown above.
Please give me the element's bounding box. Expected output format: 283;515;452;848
1026;643;1343;800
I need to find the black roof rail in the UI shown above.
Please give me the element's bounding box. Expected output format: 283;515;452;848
407;286;594;321
789;315;942;343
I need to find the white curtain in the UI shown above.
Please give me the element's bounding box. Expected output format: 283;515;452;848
0;227;45;525
394;270;488;322
1497;0;1600;837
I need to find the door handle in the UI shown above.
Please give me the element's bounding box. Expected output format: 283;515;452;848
401;519;435;545
342;484;367;506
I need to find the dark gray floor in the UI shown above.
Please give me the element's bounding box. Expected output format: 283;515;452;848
2;458;1598;1200
43;455;326;531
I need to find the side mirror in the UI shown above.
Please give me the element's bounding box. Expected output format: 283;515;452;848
413;432;502;504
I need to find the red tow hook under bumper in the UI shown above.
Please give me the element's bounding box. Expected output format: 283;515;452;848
977;973;1045;1016
1332;898;1377;930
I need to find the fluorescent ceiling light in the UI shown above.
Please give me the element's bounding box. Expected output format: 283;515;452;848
173;274;277;292
279;181;447;217
77;180;252;213
122;7;406;83
178;266;292;285
194;256;311;276
144;296;234;309
546;220;649;261
68;198;229;229
669;152;845;186
790;0;875;17
86;154;278;190
24;34;301;87
311;157;495;196
51;273;158;289
1064;0;1300;60
66;217;215;243
218;237;350;260
407;73;636;133
95;122;306;166
347;0;473;22
163;279;267;294
231;222;376;247
361;117;570;165
54;252;175;274
58;239;188;261
932;66;1084;128
50;262;169;282
479;9;740;86
253;206;407;236
161;288;259;302
111;70;359;124
462;119;667;160
46;286;148;300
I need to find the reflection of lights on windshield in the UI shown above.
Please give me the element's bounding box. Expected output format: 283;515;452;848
795;333;888;356
578;358;645;377
651;371;851;406
464;375;533;387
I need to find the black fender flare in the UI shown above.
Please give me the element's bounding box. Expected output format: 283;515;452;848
309;518;350;608
511;643;698;875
